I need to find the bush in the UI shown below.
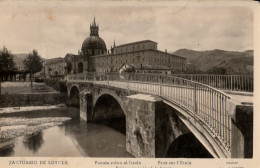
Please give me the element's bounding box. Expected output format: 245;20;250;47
45;78;67;92
35;77;44;83
59;80;67;92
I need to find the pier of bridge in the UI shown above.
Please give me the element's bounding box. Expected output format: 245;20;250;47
65;73;253;158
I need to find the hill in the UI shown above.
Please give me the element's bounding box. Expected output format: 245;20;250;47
13;53;28;70
172;49;253;75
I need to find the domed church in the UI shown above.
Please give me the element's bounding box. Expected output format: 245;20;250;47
64;17;186;75
66;17;108;73
81;18;107;56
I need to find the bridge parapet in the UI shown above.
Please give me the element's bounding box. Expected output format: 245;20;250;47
172;74;253;92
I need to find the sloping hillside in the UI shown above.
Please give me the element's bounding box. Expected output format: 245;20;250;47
13;53;28;70
173;49;253;75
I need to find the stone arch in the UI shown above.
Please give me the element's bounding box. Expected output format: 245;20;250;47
78;62;83;73
165;132;213;158
68;84;80;98
68;85;80;107
92;92;126;134
93;90;126;115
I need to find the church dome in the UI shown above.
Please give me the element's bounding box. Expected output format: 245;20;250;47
82;36;107;51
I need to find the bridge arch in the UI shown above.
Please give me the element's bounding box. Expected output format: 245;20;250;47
165;132;213;158
93;90;127;116
68;84;80;97
92;93;126;134
68;85;80;107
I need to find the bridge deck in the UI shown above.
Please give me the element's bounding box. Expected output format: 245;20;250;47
93;80;252;103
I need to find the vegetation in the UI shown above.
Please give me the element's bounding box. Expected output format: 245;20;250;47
0;46;17;81
67;62;72;74
123;66;135;73
23;49;43;87
45;78;67;92
173;49;253;75
206;67;227;75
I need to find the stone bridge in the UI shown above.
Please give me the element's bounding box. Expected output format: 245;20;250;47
65;73;253;158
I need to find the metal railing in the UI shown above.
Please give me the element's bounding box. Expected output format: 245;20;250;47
172;74;253;92
67;72;232;153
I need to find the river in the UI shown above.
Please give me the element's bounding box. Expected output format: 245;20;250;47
0;118;133;157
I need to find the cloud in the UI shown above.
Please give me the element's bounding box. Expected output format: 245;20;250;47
0;1;253;59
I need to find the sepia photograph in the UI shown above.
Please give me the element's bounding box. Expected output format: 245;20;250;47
0;0;257;167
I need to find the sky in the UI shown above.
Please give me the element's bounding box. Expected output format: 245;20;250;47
0;1;254;59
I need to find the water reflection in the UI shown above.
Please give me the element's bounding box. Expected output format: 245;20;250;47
22;132;44;153
63;118;133;157
0;144;15;156
0;118;132;157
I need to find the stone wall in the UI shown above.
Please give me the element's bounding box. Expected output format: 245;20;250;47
155;105;190;157
227;99;253;158
126;94;162;158
0;93;67;108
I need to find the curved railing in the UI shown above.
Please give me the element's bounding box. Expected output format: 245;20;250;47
172;74;253;92
67;72;232;153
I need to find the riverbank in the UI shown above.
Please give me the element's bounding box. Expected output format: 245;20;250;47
0;118;133;157
0;104;79;118
0;82;79;145
0;104;79;143
0;117;71;143
0;82;56;94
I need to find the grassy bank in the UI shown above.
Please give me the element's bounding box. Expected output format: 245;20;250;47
0;82;56;94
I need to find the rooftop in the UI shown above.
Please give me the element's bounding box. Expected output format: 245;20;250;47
114;40;157;48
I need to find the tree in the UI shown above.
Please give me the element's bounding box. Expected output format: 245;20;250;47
67;62;72;74
23;49;43;87
0;46;17;81
124;66;135;73
207;66;227;75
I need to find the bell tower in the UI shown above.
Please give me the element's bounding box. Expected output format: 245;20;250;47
90;17;99;36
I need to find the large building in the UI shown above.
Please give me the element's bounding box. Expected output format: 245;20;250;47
45;57;66;77
45;18;186;76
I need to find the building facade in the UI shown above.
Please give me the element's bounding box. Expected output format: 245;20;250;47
45;18;186;76
93;40;186;73
45;57;66;77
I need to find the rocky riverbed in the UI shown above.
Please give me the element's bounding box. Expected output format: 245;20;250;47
0;117;71;144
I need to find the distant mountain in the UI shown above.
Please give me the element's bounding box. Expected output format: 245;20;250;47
13;53;28;70
172;49;253;75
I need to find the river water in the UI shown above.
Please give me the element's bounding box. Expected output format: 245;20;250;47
0;118;133;157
